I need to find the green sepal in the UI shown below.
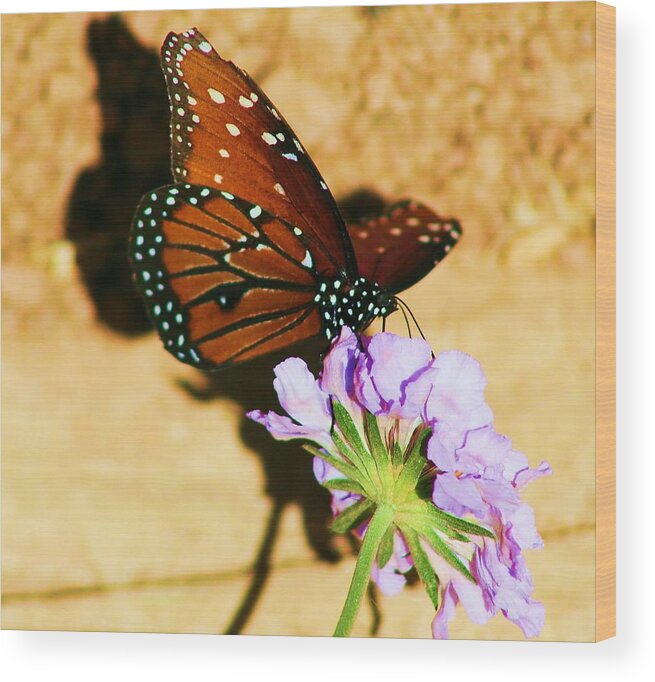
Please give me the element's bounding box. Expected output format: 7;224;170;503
330;428;375;488
302;444;364;488
420;526;476;583
363;411;387;461
426;506;495;539
391;441;404;470
363;410;393;486
402;526;440;609
332;402;369;462
321;478;366;496
410;510;472;544
439;527;471;544
331;498;374;535
415;474;435;500
395;427;431;497
331;402;382;488
376;523;395;568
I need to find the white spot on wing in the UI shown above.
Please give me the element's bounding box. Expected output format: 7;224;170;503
226;123;241;136
301;250;313;268
208;88;225;103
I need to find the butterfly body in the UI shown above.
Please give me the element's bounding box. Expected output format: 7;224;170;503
129;28;460;370
313;276;396;342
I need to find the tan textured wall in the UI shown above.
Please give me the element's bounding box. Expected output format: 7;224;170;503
2;3;596;640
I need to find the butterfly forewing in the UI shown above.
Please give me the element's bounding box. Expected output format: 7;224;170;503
130;28;463;370
161;28;357;280
347;201;462;294
129;182;322;368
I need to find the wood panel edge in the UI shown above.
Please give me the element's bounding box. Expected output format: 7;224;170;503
595;0;616;643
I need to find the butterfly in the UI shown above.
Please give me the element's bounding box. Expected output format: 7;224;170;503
129;28;461;370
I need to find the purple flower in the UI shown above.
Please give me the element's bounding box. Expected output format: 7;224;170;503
248;328;551;639
248;357;333;450
354;333;434;419
427;411;551;638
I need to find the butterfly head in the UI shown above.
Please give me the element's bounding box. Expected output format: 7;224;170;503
316;276;396;341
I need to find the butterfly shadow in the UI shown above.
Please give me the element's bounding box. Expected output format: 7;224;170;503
177;339;334;634
180;337;383;636
65;15;171;336
70;14;387;635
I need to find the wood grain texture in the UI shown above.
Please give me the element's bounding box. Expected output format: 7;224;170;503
594;1;616;642
2;4;604;640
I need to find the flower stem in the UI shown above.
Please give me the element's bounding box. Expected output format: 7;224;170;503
333;505;394;637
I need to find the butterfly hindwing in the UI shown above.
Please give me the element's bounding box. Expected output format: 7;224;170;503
347;201;462;294
129;183;322;368
160;28;357;281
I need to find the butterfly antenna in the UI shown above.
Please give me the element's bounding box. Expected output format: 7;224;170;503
395;297;431;350
394;297;413;338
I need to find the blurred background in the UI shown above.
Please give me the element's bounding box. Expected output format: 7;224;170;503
2;3;596;640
